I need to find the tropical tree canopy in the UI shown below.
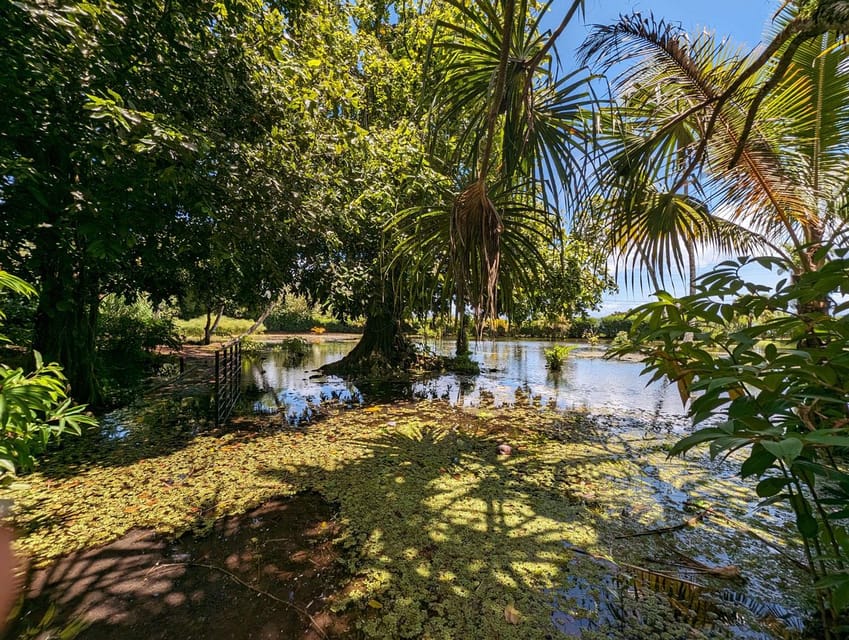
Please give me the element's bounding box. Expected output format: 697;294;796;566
581;3;849;286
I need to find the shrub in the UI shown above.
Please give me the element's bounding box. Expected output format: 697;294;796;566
265;337;311;364
96;294;182;404
98;294;180;354
0;272;95;479
610;331;631;350
597;313;633;338
239;336;266;356
544;344;576;370
615;251;849;631
176;316;262;340
490;318;510;337
565;318;593;339
443;353;481;375
279;337;310;358
264;294;361;333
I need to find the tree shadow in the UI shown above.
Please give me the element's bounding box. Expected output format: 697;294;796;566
35;397;341;479
4;493;354;640
257;422;631;638
5;402;811;638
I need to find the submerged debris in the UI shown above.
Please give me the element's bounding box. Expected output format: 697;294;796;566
496;443;512;456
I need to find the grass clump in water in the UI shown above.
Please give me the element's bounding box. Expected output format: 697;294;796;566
544;344;576;371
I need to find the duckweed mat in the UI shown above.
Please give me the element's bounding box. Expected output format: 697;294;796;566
2;401;813;639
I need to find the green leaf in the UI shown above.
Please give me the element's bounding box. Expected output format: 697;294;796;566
668;428;727;457
762;438;803;464
741;446;776;478
797;513;819;538
756;477;790;498
803;432;849;448
764;343;777;361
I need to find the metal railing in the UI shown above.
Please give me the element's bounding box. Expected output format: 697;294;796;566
214;340;242;426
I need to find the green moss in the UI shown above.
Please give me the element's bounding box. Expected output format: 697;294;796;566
442;354;481;375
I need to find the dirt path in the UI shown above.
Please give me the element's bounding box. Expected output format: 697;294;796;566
7;493;354;640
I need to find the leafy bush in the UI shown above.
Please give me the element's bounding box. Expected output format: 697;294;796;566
98;294;180;354
567;318;597;339
544;344;576;370
615;251;849;631
610;331;631;350
490;318;510;337
443;353;481;375
0;285;37;347
583;327;600;346
598;313;633;338
176;316;262;340
238;336;266;356
268;337;311;365
96;294;182;404
279;337;310;357
0;272;95;479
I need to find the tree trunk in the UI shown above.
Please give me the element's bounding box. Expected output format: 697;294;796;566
321;304;411;375
32;251;101;405
455;309;469;356
687;241;697;296
203;304;225;345
242;295;282;338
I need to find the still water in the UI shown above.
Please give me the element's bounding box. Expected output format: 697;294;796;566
244;338;683;424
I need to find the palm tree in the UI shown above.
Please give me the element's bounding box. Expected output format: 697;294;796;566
580;7;849;292
394;0;594;354
583;87;764;291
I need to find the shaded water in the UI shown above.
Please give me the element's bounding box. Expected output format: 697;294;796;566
244;338;683;424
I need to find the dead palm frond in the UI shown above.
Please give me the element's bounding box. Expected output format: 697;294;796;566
411;0;591;336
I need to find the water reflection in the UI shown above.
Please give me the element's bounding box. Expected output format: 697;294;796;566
246;339;363;425
243;338;683;424
417;339;680;415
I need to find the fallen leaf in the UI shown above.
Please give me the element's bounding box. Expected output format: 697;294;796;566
504;603;521;624
364;406;381;413
367;599;383;609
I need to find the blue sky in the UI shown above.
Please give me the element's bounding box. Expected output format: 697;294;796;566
560;0;776;51
546;0;782;315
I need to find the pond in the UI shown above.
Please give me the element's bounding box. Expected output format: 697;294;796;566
244;337;683;425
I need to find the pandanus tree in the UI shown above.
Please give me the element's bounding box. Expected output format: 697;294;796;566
580;6;849;291
394;0;595;355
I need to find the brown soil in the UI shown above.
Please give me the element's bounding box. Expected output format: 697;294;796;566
6;493;356;640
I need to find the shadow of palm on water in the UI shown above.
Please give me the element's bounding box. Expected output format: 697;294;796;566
262;423;604;638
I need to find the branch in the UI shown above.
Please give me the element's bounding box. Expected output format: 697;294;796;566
150;562;329;639
478;0;516;179
729;30;817;167
527;0;583;73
